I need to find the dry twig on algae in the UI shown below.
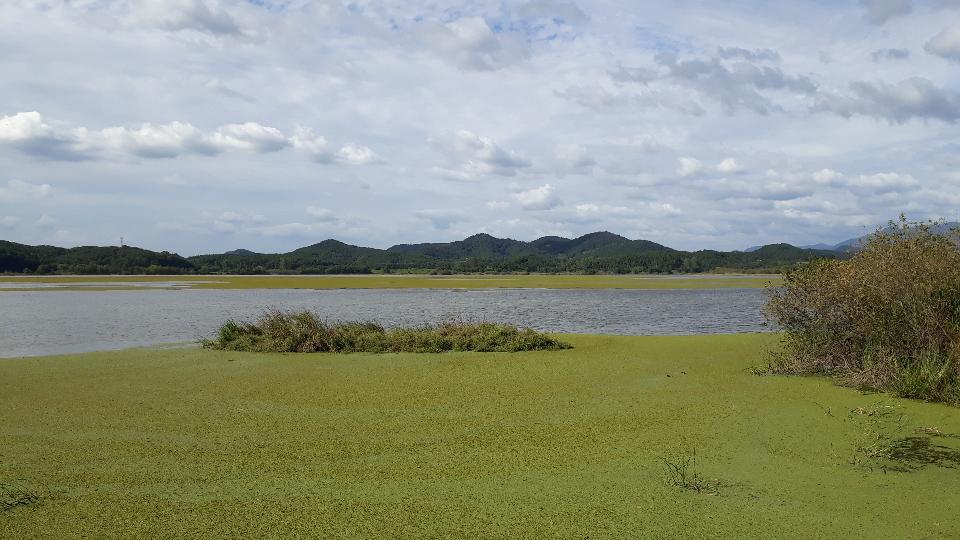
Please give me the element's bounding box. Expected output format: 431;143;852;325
660;448;721;495
1;482;43;512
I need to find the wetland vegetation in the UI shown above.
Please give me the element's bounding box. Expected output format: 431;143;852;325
201;310;571;353
766;218;960;404
4;334;960;538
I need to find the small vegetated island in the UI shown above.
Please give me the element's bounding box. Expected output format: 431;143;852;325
202;310;571;353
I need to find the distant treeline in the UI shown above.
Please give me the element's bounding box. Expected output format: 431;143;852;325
1;231;837;275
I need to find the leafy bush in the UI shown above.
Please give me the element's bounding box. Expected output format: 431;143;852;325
201;310;572;353
765;217;960;404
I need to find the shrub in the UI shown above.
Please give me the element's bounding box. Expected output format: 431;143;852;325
765;217;960;403
201;309;572;354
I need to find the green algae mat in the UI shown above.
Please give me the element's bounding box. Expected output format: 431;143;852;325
0;273;779;292
2;334;960;538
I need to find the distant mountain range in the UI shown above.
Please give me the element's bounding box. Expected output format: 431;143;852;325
751;222;960;253
1;231;836;275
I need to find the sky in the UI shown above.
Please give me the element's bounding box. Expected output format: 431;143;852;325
1;0;959;255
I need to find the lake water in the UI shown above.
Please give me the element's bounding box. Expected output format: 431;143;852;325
0;288;769;358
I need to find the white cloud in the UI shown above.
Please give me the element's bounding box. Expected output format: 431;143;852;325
487;200;510;209
813;78;960;123
513;184;560;210
716;158;745;174
0;216;19;228
0;112;384;165
336;144;380;165
209;123;289;153
290;127;333;163
433;130;531;179
306;207;336;221
812;168;844;184
849;172;919;192
676;157;704;177
926;23;960;62
419;17;530;71
102;122;220;158
554;144;596;170
0;179;53;201
131;0;248;38
575;203;601;216
35;214;57;227
0;111;95;160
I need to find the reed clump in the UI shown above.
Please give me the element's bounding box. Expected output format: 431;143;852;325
765;217;960;404
201;310;571;353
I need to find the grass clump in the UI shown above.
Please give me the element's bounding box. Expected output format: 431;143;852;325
660;448;721;495
201;309;572;353
765;216;960;404
1;482;41;512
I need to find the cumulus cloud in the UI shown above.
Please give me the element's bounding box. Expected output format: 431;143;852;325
132;0;245;37
0;179;53;201
433;130;531;179
813;77;960;123
716;158;745;174
717;47;781;62
871;48;911;62
925;23;960;62
0;112;380;164
336;144;380;165
849;172;919;192
554;144;596;170
677;157;744;176
860;0;912;25
654;52;817;115
419;17;530;71
513;184;559;210
0;111;95;161
306;207;336;221
208;123;289;153
676;157;704;177
812;168;845;185
575;202;679;218
290;127;333;163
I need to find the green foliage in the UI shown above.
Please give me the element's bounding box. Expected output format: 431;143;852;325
2;231;835;275
201;309;572;354
0;241;193;274
765;217;960;404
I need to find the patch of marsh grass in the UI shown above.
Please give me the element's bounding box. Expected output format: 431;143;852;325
201;309;572;353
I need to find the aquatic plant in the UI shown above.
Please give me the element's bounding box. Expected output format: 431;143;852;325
201;309;572;353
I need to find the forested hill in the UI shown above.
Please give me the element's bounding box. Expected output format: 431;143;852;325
0;241;194;274
1;232;836;275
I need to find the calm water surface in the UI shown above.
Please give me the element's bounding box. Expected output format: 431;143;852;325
0;288;769;358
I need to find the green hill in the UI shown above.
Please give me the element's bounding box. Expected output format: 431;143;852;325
1;233;837;275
